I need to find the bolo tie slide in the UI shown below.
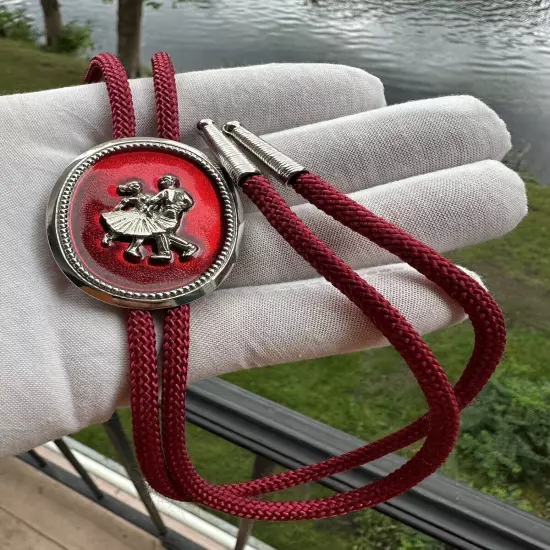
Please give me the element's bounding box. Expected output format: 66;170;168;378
46;52;506;520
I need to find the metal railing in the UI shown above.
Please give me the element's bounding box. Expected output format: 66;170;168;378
21;419;205;549
21;377;550;550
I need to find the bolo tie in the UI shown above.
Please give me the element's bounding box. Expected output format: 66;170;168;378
47;52;506;520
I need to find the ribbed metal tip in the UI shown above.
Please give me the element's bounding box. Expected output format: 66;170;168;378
222;121;305;184
197;118;214;130
197;119;260;187
223;121;241;133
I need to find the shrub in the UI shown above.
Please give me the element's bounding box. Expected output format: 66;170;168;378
50;21;94;56
457;377;550;489
0;4;93;57
350;510;445;549
0;5;38;43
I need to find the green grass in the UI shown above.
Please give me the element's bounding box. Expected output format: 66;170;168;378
0;39;87;94
4;38;549;549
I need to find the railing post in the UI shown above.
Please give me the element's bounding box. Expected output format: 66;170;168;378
54;438;104;500
234;454;277;550
103;412;168;538
26;449;48;468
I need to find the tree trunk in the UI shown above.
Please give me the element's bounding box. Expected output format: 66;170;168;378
117;0;143;78
40;0;63;49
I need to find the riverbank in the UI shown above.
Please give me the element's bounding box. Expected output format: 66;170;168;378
0;40;87;94
3;39;549;550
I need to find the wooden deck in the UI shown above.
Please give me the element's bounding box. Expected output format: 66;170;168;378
0;456;165;549
0;453;224;550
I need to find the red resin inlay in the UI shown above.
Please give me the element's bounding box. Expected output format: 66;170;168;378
69;150;225;293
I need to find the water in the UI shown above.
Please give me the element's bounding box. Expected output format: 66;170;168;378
29;0;550;182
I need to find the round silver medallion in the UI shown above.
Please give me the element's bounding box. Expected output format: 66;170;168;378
47;137;240;309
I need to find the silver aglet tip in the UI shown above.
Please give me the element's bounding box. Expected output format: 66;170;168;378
223;121;241;133
197;118;214;130
197;119;260;187
222;121;305;184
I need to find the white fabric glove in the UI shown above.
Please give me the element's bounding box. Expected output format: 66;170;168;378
0;63;526;457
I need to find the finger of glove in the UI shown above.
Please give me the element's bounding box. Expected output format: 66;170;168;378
236;95;511;214
0;262;473;457
190;263;480;382
226;160;526;288
0;63;384;170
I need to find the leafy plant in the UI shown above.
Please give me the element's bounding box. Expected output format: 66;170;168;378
0;6;38;43
457;378;550;489
0;5;92;57
50;21;94;56
349;510;445;550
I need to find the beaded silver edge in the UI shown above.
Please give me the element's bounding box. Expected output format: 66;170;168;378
47;137;239;309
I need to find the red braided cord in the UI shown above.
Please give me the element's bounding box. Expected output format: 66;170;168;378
135;54;461;513
293;172;507;412
158;174;460;519
83;53;136;140
153;175;506;501
213;172;507;497
160;166;507;511
133;52;192;499
84;53;183;500
128;310;182;498
83;52;501;520
210;173;508;497
151;52;181;142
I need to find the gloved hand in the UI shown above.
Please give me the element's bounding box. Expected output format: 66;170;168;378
0;62;526;457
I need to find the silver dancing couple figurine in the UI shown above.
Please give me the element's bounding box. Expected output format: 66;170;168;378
101;174;198;262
